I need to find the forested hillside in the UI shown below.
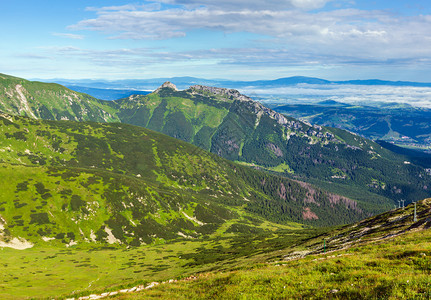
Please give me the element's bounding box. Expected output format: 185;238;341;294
0;112;371;249
110;83;431;206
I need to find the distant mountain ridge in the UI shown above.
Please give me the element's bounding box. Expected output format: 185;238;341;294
43;76;431;92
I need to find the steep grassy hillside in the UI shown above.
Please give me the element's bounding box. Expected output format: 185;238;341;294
0;112;371;250
0;73;118;122
1;109;428;299
110;84;431;206
109;199;431;299
4;196;428;299
0;224;334;299
0;111;376;299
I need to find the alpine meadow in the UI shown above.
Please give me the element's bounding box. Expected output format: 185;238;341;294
2;0;431;298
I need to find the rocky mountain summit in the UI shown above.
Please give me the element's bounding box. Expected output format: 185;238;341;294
189;84;252;102
155;81;179;92
162;82;337;143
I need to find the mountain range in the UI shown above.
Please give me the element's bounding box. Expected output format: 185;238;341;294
43;76;431;91
2;72;431;299
109;83;431;207
63;86;150;101
2;74;431;211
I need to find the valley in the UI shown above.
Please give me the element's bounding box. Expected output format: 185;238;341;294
1;73;431;299
4;0;431;297
272;101;431;153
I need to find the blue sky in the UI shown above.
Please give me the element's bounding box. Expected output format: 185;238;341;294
1;0;431;81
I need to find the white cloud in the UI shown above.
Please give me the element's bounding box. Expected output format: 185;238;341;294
59;1;431;76
86;3;162;12
243;84;431;108
52;33;84;40
68;4;431;59
72;7;340;40
41;43;431;74
157;0;332;10
291;0;331;10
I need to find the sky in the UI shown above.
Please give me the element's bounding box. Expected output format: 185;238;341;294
1;0;431;81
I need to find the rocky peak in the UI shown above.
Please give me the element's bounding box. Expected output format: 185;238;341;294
155;81;178;93
188;84;295;128
189;85;252;102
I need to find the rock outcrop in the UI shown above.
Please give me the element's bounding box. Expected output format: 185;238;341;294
189;85;252;102
187;84;338;143
155;81;178;93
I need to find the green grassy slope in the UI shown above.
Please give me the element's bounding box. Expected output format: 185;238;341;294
1;110;429;299
0;112;371;250
0;196;428;299
127;229;431;299
0;225;333;299
111;84;431;206
113;199;431;299
0;73;119;122
0;111;376;299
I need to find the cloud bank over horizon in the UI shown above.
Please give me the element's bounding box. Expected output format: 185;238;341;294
243;84;431;108
1;0;431;82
